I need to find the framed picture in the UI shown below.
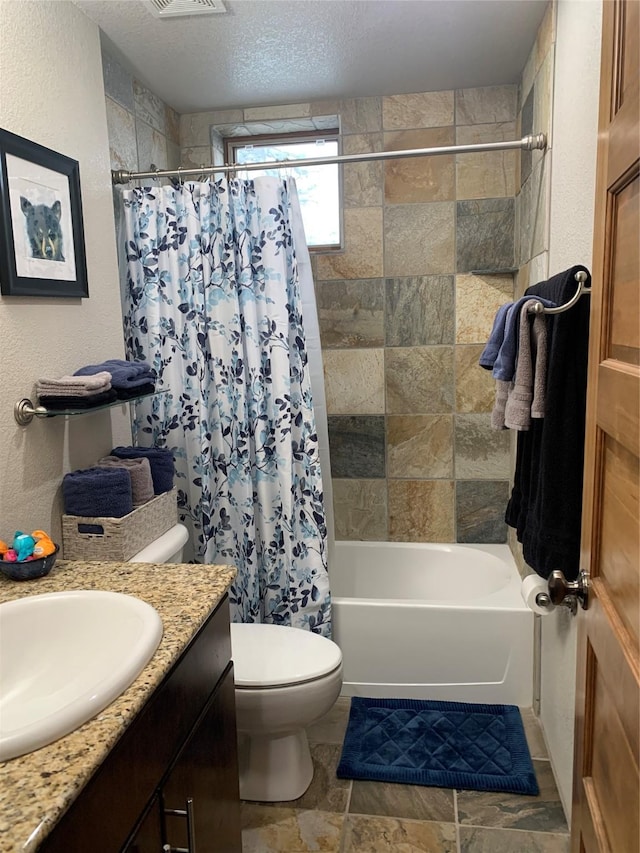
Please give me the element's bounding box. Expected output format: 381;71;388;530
0;128;88;297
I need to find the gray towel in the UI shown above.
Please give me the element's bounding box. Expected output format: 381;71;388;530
504;302;548;430
491;379;511;430
97;455;155;508
37;371;112;397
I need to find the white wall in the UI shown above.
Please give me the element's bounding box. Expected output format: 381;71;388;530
542;0;602;819
0;1;131;543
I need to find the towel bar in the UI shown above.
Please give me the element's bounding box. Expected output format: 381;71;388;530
528;271;590;315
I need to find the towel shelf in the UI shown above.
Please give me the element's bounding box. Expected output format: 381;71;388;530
14;390;168;426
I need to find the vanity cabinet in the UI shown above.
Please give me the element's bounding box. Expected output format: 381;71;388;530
40;594;242;853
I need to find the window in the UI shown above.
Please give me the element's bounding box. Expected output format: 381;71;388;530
225;130;341;251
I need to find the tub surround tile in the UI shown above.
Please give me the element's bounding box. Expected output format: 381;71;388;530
343;814;457;852
0;561;236;853
165;105;180;145
520;87;534;188
244;103;312;121
388;480;455;542
102;51;134;112
455;345;495;413
384;203;455;277
343;134;384;208
315;208;383;280
105;97;138;172
457;760;568;833
456;198;515;273
384;127;455;204
456;480;509;543
328;416;386;479
166;140;181;171
323;349;384;415
333;479;387;541
318;279;384;348
307;697;351;745
455;86;518;126
133;80;166;135
240;805;343;852
387;415;453;479
136;119;168;172
456;122;516;200
459;827;571;853
179;111;218;148
180;146;214;171
339;97;383;135
382;91;454;130
518;157;550;266
454;414;512;479
455;273;514;344
385;347;454;414
385;276;454;346
349;780;455;823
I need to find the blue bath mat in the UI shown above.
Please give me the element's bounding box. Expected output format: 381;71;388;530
337;697;538;795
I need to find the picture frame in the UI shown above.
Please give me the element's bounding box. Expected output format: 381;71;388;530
0;128;88;298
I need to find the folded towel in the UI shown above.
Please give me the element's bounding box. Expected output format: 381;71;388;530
492;296;556;381
75;359;156;390
37;372;112;397
38;389;118;409
97;456;154;507
114;381;156;401
62;467;133;518
110;446;174;494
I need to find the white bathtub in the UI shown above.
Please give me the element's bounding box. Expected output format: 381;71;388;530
330;542;533;706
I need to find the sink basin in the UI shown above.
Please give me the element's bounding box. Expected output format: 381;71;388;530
0;590;163;761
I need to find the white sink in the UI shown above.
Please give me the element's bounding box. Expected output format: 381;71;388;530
0;590;163;761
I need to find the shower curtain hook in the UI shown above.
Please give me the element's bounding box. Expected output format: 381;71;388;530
176;165;184;186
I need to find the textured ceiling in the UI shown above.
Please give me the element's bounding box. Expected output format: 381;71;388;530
74;0;548;114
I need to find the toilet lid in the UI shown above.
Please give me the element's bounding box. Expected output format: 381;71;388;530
230;623;342;688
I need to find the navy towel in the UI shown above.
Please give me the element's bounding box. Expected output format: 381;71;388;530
491;296;556;381
75;359;156;390
111;446;174;494
63;467;133;518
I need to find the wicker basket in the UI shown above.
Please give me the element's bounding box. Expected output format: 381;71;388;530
62;489;177;562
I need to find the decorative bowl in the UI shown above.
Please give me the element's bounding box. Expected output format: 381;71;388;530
0;545;59;581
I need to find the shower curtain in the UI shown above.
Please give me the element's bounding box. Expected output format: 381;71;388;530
120;177;331;636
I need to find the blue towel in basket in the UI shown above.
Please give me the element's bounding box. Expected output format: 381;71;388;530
63;467;133;518
110;446;174;494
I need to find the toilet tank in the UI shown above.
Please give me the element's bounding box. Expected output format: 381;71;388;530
128;524;189;563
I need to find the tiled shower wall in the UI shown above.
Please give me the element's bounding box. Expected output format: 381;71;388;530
101;47;181;175
180;86;520;544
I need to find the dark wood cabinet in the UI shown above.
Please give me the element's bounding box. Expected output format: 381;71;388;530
40;594;242;853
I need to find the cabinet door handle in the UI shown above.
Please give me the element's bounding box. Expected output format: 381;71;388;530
163;797;197;853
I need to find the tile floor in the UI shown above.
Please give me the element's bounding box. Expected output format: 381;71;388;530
240;698;571;852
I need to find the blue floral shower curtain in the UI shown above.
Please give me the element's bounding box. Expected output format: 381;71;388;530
121;177;331;636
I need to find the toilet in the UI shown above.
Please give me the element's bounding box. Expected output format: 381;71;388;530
231;622;343;802
129;524;343;803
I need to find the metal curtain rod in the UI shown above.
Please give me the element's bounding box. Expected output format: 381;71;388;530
112;133;547;185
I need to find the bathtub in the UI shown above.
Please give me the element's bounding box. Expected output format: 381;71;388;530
330;542;533;706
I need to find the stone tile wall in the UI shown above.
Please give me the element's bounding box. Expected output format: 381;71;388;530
510;1;556;576
102;48;181;175
178;87;522;544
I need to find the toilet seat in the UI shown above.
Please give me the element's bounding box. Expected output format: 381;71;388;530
230;623;342;688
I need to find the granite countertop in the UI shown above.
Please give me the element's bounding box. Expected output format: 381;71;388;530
0;558;236;853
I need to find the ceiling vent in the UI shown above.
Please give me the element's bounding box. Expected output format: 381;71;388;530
143;0;227;19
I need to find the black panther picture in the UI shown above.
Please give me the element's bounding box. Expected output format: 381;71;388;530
20;196;65;261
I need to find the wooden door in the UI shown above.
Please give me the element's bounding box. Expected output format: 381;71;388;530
571;1;639;852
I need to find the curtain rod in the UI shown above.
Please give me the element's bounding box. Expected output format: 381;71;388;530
112;133;547;185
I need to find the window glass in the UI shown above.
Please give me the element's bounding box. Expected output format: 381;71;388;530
230;136;341;249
